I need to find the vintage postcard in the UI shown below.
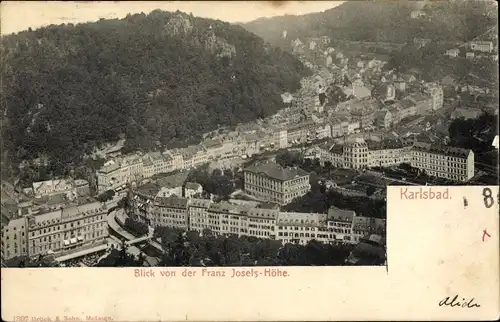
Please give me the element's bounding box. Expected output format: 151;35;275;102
1;1;499;321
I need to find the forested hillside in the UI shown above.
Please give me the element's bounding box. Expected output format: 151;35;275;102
1;10;310;170
243;0;498;48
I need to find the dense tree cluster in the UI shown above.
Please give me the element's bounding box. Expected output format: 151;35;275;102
96;189;115;202
1;10;310;173
153;227;354;266
186;165;237;200
284;188;386;219
244;1;496;48
448;112;498;154
97;241;144;267
5;254;59;267
124;216;149;237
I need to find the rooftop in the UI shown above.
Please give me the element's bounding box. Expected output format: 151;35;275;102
98;162;120;174
135;183;162;198
208;201;245;215
189;198;212;209
276;212;327;227
244;161;309;181
413;142;471;158
409;93;432;103
155;195;189;209
29;201;106;227
367;139;405;150
327;207;355;222
203;138;223;149
400;99;416;110
155;171;189;189
185;182;202;190
243;207;279;220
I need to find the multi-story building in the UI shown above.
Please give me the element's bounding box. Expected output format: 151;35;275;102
1;217;28;259
187;198;213;233
423;83;444;110
275;212;331;245
407;93;433;114
31;179;90;199
165;150;184;170
242;207;279;239
96;162;124;193
469;41;494;53
398;98;417;119
394;77;406;92
445;48;460;58
330;119;344;137
184;182;203;199
242;133;260;156
134;183;162;225
316;138;412;169
1;201;108;260
151;196;189;230
411;142;475;181
342;138;369;169
192;146;209;167
122;154;144;181
243;161;310;206
150;152;171;175
202;138;224;160
142;158;155;179
221;139;238;159
208;202;246;237
32;179;73;198
326;207;356;243
367;140;412;167
315;124;332;140
272;128;288;149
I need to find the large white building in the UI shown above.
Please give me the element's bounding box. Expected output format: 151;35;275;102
136;195;384;247
469;41;494;53
423;83;444;111
1;201;109;260
312;138;475;182
411;142;475;181
243;161;310;206
275;212;330;245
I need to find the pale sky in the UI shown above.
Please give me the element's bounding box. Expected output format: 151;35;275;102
0;1;344;35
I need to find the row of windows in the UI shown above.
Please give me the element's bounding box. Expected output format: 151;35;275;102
278;232;331;239
4;225;24;233
30;216;105;236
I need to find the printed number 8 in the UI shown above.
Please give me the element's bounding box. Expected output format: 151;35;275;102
482;187;494;208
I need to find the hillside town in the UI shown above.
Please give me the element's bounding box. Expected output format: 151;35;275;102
1;4;498;268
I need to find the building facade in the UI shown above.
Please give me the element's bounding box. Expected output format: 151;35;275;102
151;196;189;230
469;41;494;53
1;201;108;260
423;83;444;111
243;161;310;206
313;139;473;181
411;142;475;181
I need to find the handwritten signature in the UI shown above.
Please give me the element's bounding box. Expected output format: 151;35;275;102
439;295;481;308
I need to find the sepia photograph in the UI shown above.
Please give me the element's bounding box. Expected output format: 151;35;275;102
1;0;498;271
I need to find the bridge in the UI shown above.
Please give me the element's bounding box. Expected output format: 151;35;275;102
125;235;151;246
